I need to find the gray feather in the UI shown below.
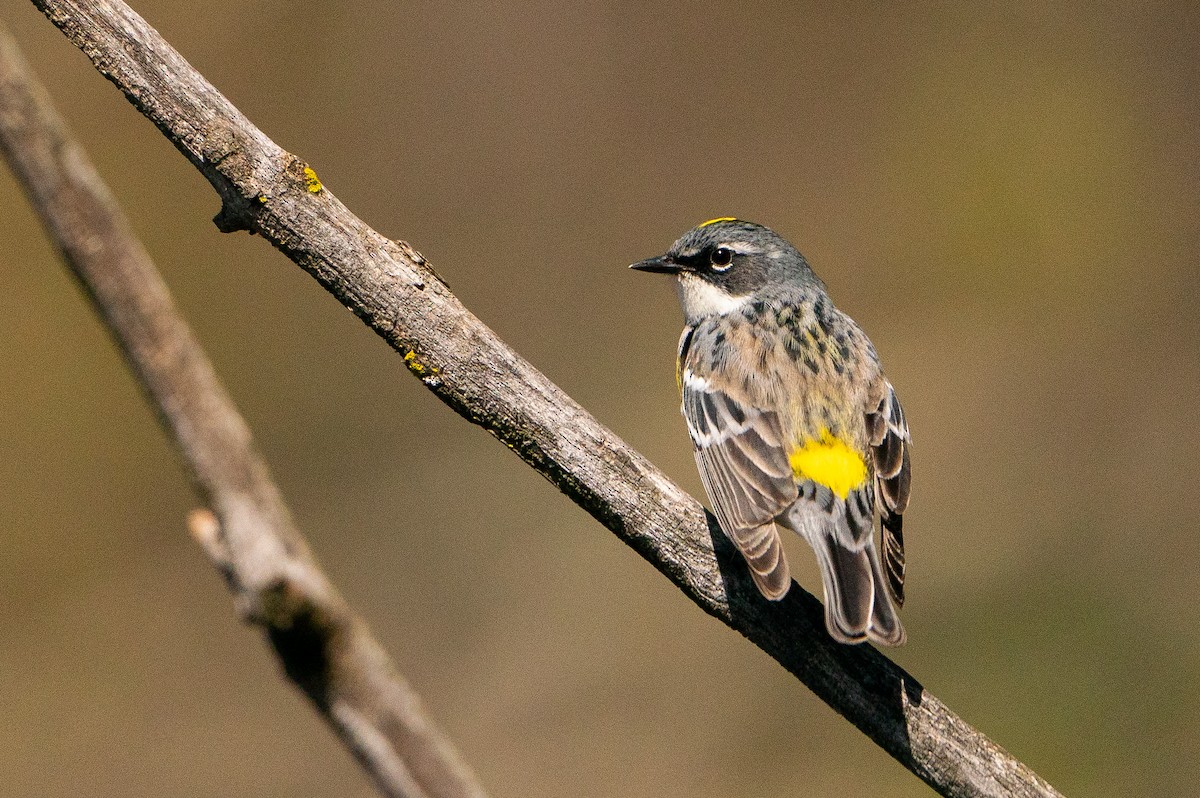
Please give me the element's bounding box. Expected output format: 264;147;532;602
682;368;797;600
866;379;910;606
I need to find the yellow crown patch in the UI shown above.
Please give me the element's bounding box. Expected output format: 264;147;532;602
698;216;738;228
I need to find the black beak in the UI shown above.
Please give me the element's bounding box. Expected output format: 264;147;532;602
629;255;682;274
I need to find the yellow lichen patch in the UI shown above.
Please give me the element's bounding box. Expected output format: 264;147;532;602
698;216;737;228
789;429;868;499
403;351;426;375
403;350;439;378
302;166;323;193
257;195;268;204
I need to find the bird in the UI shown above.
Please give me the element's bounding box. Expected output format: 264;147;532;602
630;218;910;645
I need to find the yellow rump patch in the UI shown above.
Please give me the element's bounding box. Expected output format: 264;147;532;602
698;216;738;228
789;429;868;499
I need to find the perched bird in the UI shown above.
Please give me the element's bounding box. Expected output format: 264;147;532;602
631;218;910;645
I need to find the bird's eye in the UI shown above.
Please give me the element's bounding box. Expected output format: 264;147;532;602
710;247;734;271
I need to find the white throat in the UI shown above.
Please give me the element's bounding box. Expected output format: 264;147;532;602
676;272;750;322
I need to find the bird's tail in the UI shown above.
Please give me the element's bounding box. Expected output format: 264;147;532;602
785;504;906;646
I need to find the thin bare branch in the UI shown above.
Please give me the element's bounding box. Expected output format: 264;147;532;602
20;2;1064;796
0;23;487;798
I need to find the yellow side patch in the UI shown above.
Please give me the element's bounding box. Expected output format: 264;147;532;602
698;216;737;228
789;429;868;499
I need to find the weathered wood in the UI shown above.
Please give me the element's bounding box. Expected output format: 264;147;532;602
24;2;1063;796
0;24;487;798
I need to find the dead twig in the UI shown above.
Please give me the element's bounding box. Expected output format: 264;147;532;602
0;23;488;798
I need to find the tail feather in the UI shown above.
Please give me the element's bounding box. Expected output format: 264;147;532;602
865;536;906;646
782;502;906;646
816;539;873;643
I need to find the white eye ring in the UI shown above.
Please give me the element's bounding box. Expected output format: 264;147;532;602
711;247;734;271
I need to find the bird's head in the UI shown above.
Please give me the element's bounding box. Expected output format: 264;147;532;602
630;218;821;323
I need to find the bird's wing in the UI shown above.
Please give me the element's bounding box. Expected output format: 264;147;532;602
680;324;798;598
865;376;911;606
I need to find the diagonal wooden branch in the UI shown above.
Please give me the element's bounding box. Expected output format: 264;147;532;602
0;24;487;798
23;2;1063;797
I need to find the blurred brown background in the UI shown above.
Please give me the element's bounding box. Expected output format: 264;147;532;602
3;2;1198;796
